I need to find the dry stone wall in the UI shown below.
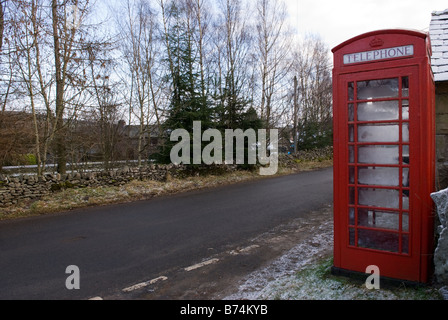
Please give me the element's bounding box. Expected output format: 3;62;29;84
0;147;334;208
0;164;235;207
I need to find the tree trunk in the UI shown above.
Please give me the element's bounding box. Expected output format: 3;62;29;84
52;0;67;174
293;76;298;153
0;1;4;52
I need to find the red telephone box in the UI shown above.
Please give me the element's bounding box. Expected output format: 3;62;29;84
332;29;435;283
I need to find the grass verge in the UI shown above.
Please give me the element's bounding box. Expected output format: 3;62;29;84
266;257;444;300
0;160;332;221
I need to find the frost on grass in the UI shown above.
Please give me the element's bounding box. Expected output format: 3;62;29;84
224;220;334;300
224;219;442;300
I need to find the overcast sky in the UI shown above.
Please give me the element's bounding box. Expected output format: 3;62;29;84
283;0;448;50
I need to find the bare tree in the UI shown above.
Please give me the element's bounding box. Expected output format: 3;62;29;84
255;0;291;130
15;0;44;174
214;0;253;129
7;0;93;174
119;0;162;166
292;35;332;150
1;0;334;171
51;0;79;174
8;0;52;175
86;41;125;169
188;0;212;98
0;0;4;52
6;0;117;174
0;0;13;114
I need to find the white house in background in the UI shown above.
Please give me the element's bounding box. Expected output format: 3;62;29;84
429;8;448;189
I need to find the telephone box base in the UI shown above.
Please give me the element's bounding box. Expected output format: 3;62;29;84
330;266;427;289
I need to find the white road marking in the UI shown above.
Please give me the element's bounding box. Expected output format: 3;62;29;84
229;245;260;255
184;258;219;271
121;245;258;293
239;245;260;253
122;276;168;293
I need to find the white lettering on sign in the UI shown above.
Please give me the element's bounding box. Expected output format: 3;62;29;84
343;45;414;64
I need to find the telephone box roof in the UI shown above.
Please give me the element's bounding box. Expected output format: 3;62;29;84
331;29;429;53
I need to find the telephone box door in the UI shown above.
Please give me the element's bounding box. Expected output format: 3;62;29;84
334;66;424;281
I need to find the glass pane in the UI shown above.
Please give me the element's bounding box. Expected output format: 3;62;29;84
402;123;409;142
358;209;400;230
348;82;354;101
358;188;400;209
358;145;399;164
349;187;355;205
402;213;409;232
402;145;409;164
358;167;399;186
402;100;409;120
349;146;354;163
349;207;355;225
349;125;355;142
349;166;355;184
349;228;355;246
358;229;399;252
358;100;399;121
402;234;409;254
357;78;399;100
358;124;399;142
348;104;354;121
402;168;409;187
402;77;409;97
402;193;409;210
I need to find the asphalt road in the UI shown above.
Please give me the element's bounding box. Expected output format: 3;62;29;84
0;167;333;300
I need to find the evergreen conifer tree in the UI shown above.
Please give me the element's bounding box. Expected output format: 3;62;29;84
157;1;213;164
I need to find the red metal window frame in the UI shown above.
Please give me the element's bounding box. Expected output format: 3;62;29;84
346;75;410;256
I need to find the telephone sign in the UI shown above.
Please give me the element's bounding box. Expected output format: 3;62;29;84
343;45;414;64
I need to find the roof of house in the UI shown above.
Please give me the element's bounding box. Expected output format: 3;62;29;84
430;8;448;82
